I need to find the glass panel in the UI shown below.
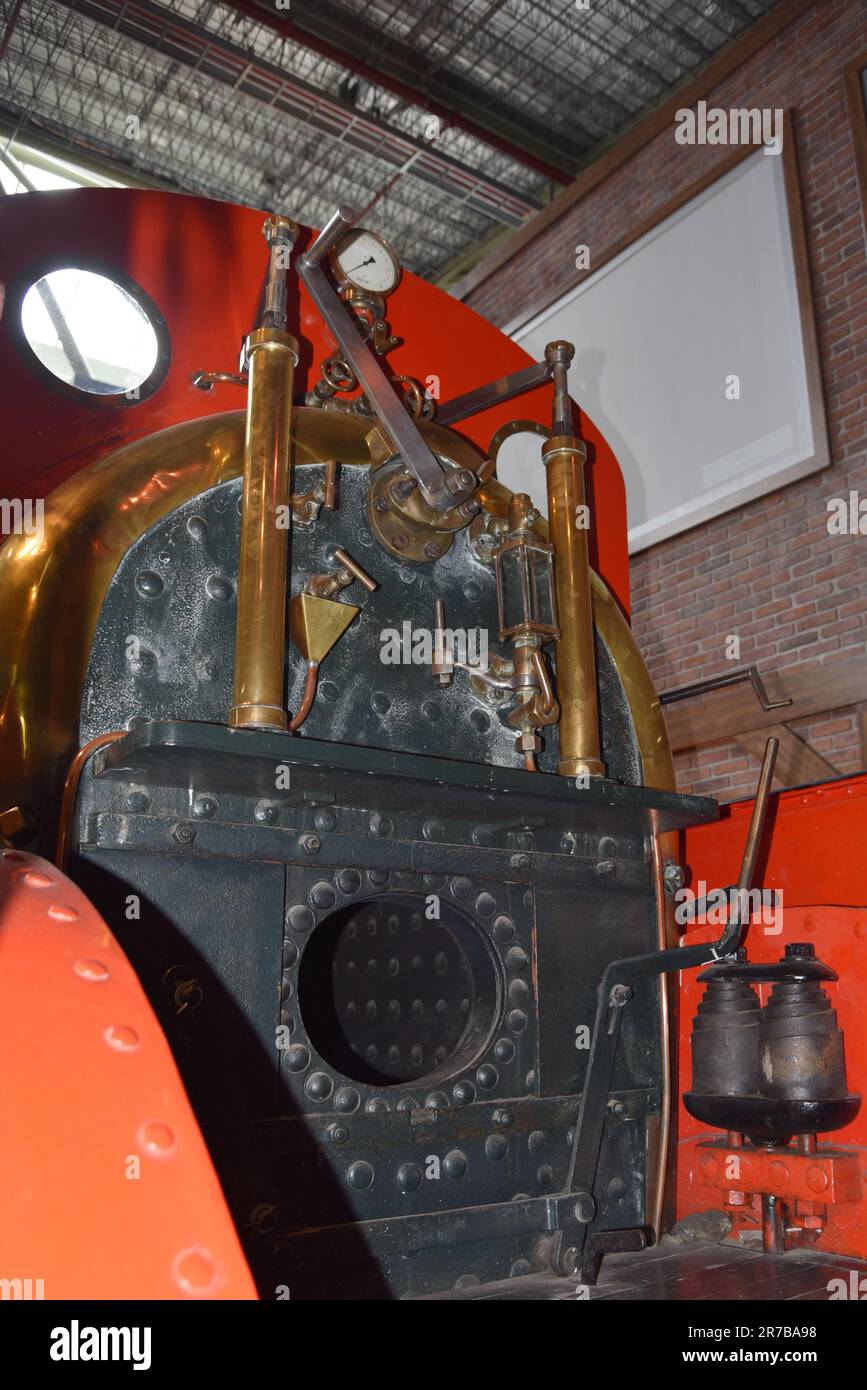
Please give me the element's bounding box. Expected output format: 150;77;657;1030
528;547;556;629
498;547;527;633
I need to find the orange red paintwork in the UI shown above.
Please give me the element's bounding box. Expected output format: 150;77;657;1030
0;846;257;1298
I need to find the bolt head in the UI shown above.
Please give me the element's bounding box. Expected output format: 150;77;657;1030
573;1192;596;1224
663;861;686;895
301;834;321;855
171;822;196;844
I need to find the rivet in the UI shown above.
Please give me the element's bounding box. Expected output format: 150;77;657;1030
450;876;472;900
135;570;164;599
506;946;529;972
205;574;233;602
336;868;361;894
528;1131;547;1154
444;1150;468;1180
806;1166;829;1193
285;1044;310;1072
486;1134;508;1161
493;914;516;942
172;1247;219;1296
327;1123;349;1145
139;1121;176;1156
348;1161;374;1190
104;1025;140;1052
309;881;336;910
74;958;109;981
369;813;392;837
425;1090;449;1109
397;1162;423;1192
508;978;529;1006
494;1038;515;1063
474;891;496;917
423;819;445;841
193;795;218;820
305;1070;333;1102
453;1080;475;1104
48;904;78;922
476;1064;498;1090
315;808;336;832
287;904;315;933
126;789;150;813
16;869;51;888
334;1086;360;1113
254;801;278;825
596;860;616;878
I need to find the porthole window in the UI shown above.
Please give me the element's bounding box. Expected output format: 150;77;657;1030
19;267;166;399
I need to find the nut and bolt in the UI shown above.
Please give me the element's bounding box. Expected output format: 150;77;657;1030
300;834;321;855
171;822;196;845
663;861;686;896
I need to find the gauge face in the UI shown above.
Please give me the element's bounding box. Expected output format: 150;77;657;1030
331;229;401;295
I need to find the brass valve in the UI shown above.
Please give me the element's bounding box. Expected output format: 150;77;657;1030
305;547;377;600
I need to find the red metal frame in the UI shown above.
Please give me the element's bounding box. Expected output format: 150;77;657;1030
678;774;867;1259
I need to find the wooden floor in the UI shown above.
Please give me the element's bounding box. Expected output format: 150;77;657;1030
423;1239;867;1300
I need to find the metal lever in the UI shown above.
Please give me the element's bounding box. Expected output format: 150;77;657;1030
660;664;792;712
297;207;476;513
551;736;779;1282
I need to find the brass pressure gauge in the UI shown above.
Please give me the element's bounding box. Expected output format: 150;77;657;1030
329;228;401;296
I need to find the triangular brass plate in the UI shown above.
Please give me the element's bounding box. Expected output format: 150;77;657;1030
289;592;360;664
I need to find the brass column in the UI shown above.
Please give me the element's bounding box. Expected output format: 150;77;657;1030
229;217;299;731
542;341;605;778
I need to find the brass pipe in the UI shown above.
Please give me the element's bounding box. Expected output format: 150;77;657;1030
542;431;604;778
229;323;299;730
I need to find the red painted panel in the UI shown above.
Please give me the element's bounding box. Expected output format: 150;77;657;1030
0;846;257;1299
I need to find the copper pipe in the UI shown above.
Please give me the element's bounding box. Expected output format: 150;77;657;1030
56;731;125;869
542;431;604;778
531;647;555;715
289;662;318;732
229;324;298;730
736;736;779;898
523;751;537;772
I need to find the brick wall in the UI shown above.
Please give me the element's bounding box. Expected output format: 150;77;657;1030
463;0;867;801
